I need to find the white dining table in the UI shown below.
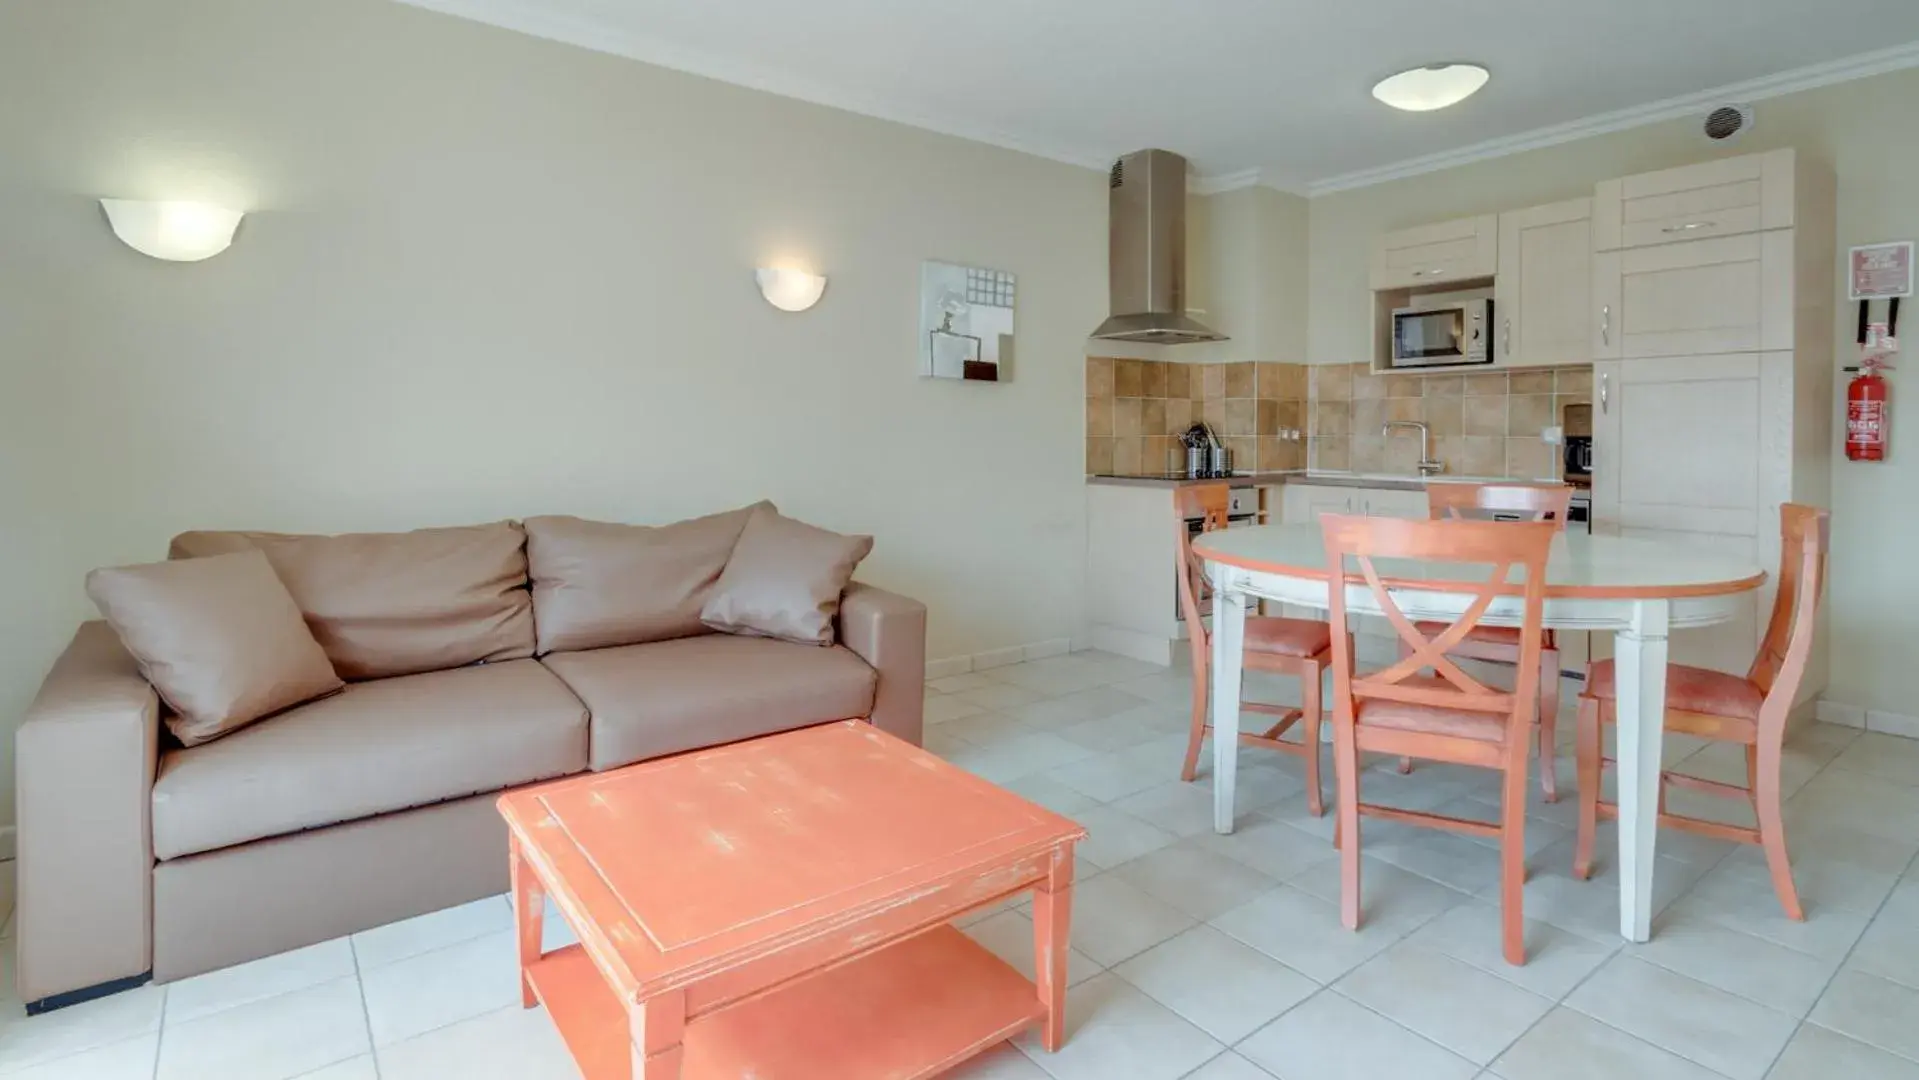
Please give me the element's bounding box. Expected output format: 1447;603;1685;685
1191;523;1766;943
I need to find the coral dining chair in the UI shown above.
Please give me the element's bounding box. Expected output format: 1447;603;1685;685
1176;484;1344;817
1416;482;1575;801
1323;513;1556;964
1573;504;1831;920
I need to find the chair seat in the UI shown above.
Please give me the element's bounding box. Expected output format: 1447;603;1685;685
1583;659;1764;720
1412;621;1554;650
1355;677;1511;744
1245;617;1334;659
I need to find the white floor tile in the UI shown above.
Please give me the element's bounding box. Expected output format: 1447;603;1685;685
1003;775;1105;818
1850;888;1919;990
1189;814;1338;882
925;694;988;723
1107;841;1281;921
943;1042;1049;1078
1768;1022;1919;1080
0;980;164;1073
1007;688;1158;732
1809;969;1919;1064
1107;781;1220;839
1489;1007;1725;1080
952;683;1051;712
4;1033;155;1080
1111;926;1315;1044
291;1056;378;1080
156;977;368;1080
1237;990;1478;1080
1209;882;1445;986
960;911;1102;989
1627;919;1840;1016
1286;855;1471;930
1046;752;1174;806
1565;956;1797;1080
1333;943;1553;1065
1406;902;1617;1000
1667;870;1874;962
1059;876;1196;968
1010;974;1222;1080
1182;1052;1276;1080
1069;806;1180;870
1827;732;1919;787
165;939;357;1025
348;896;512;972
375;1004;579;1080
946;732;1096;785
359;931;521;1047
930;672;999;694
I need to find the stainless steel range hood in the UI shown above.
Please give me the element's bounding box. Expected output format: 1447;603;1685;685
1090;149;1226;344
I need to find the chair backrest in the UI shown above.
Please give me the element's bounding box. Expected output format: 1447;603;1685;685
1321;514;1556;743
1173;484;1232;659
1749;504;1832;719
1427;482;1574;530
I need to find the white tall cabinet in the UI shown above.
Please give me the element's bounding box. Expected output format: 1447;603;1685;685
1590;149;1835;680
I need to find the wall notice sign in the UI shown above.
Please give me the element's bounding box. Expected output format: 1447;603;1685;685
1850;241;1914;301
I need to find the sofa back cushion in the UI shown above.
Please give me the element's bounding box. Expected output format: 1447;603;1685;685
86;550;345;746
700;505;873;646
523;503;764;654
169;522;536;680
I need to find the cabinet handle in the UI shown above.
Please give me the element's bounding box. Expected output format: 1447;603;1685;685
1503;318;1512;356
1600;305;1611;346
1411;268;1444;278
1661;221;1715;234
1600;372;1609;413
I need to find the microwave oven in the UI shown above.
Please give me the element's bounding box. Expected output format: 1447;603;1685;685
1390;297;1493;368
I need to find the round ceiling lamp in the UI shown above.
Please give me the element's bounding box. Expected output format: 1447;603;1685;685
1371;63;1490;112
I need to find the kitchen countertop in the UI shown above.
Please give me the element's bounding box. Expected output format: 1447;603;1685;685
1086;471;1553;492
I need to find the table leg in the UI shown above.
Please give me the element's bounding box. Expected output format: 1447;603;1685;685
631;993;687;1080
509;834;544;1008
1211;580;1247;834
1613;599;1670;943
1032;846;1076;1053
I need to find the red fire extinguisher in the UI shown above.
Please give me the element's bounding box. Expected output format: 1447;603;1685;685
1847;356;1891;462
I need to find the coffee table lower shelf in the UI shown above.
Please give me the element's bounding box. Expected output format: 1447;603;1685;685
525;924;1049;1080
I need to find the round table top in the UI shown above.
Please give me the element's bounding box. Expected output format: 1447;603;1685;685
1193;523;1767;601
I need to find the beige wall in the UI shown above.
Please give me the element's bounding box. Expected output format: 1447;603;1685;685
0;0;1107;820
1306;67;1919;718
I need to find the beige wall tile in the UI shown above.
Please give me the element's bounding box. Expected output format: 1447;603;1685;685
1258;362;1308;400
1314;363;1353;402
1463;395;1507;436
1506;437;1554;480
1115;397;1144;436
1141;398;1167;437
1224;436;1255;471
1164;362;1191;399
1509;371;1555;395
1383;433;1422;474
1426;397;1463;438
1508;394;1554;437
1224;399;1257;436
1203;364;1226;400
1454;436;1504;476
1141;361;1168;399
1464;372;1509;396
1087;357;1115;398
1257;399;1280;436
1423;374;1465;399
1352;399;1386;437
1384;373;1425;398
1165;397;1194;432
1113;437;1144;474
1350;436;1386;472
1313;401;1351;437
1115;359;1144;398
1086;397;1114;437
1435;436;1464;469
1276;401;1305;435
1312;438;1350;471
1352;367;1387;401
1145;436;1176;473
1386;397;1424;423
1086;437;1114;475
1555;367;1594;395
1203;399;1227;431
1225;362;1256;399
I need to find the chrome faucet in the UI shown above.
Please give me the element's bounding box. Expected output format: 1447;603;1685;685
1383;420;1445;476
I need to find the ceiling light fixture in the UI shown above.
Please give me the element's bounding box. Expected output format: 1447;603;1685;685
100;199;245;261
1372;63;1490;112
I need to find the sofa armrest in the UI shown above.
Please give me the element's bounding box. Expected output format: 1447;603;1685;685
15;621;160;1006
838;583;927;746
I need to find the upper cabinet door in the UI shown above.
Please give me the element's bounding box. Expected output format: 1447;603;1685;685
1593;231;1793;359
1494;197;1593;368
1370;214;1498;290
1593;149;1796;252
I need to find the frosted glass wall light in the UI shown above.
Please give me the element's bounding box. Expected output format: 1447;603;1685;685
100;199;245;261
755;267;827;312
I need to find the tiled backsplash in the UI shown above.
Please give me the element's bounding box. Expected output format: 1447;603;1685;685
1086;359;1310;475
1307;363;1594;479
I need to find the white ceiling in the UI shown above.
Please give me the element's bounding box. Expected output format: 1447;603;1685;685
400;0;1919;193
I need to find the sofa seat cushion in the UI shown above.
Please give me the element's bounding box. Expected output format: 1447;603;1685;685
152;659;587;861
542;635;878;771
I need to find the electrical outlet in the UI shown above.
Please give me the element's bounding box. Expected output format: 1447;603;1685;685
1541;425;1564;445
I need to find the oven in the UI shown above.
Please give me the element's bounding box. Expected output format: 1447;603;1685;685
1177;487;1257;622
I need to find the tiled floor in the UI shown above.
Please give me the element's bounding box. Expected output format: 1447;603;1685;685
5;649;1919;1079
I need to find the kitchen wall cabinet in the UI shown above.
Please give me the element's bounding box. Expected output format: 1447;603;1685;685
1593;148;1796;252
1369;214;1498;290
1494;197;1593;369
1592;231;1793;360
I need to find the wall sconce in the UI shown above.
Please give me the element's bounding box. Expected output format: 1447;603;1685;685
100;199;245;262
755;267;827;312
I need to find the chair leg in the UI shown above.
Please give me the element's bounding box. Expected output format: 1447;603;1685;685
1180;654;1208;783
1538;647;1560;803
1301;665;1325;818
1499;751;1530;966
1754;742;1805;921
1333;721;1362;931
1572;696;1601;881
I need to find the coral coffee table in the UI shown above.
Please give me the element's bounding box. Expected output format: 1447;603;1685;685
497;719;1086;1079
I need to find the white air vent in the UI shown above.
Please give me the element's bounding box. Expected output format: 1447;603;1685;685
1703;104;1755;142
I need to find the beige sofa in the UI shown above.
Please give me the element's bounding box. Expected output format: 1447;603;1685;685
15;515;925;1012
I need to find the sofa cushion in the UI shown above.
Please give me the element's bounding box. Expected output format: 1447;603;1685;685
170;522;536;680
524;503;764;654
542;635;878;771
85;551;344;747
700;506;873;646
151;659;586;860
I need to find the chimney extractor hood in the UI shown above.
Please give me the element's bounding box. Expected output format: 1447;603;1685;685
1090;149;1225;344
